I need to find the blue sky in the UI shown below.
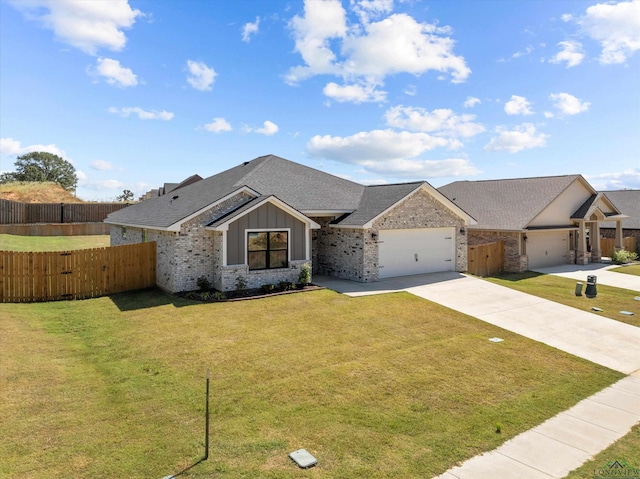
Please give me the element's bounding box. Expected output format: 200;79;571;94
1;0;639;201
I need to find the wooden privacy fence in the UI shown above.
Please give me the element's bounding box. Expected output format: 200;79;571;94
0;199;128;224
0;242;156;303
601;237;637;257
468;240;504;277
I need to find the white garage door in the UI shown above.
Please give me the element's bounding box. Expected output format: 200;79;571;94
527;231;569;269
378;228;455;279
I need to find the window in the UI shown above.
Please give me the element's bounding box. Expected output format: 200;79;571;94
248;231;288;270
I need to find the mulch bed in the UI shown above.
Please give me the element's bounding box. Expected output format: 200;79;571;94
178;284;324;302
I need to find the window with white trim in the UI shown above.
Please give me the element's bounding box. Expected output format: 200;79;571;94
247;231;288;270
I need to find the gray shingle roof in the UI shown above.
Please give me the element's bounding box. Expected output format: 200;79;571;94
106;155;365;228
599;190;640;229
438;175;582;230
335;182;425;226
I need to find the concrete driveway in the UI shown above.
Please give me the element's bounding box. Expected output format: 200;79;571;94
533;262;639;292
314;272;640;374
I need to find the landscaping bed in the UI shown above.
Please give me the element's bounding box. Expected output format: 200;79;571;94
178;282;323;302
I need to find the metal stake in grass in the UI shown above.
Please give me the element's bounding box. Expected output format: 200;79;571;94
160;369;210;479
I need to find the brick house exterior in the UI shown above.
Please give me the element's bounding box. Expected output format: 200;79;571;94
439;175;626;273
106;155;475;293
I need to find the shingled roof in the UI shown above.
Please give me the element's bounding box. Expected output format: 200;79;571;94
599;190;640;229
438;175;583;230
107;155;474;231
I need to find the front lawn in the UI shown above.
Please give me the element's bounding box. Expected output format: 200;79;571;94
0;233;110;251
486;272;640;327
0;289;622;478
611;263;640;276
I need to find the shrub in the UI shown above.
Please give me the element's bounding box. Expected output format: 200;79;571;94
261;284;275;294
214;291;226;301
298;264;311;285
196;276;211;292
611;249;638;265
278;281;295;291
235;276;247;291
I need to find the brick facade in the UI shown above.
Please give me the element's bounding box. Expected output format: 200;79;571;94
311;189;468;282
111;187;470;292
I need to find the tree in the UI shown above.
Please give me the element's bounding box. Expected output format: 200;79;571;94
1;152;78;191
116;189;134;202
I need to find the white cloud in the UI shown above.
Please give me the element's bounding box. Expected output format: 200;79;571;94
90;159;115;171
578;0;640;64
323;82;387;103
512;45;534;59
7;0;142;55
255;120;279;136
242;17;260;42
204;118;232;133
504;95;533;115
549;92;590;115
585;168;640;190
341;14;470;82
91;58;138;87
351;0;394;24
186;60;216;91
550;40;585;67
385;106;485;138
464;96;481;108
0;137;66;158
286;1;470;103
362;158;481;178
108;107;174;120
308;129;456;162
307;130;479;178
484;123;548;153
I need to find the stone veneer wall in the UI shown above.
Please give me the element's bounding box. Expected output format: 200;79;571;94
312;220;370;281
311;189;468;283
467;230;527;273
110;192;252;293
217;260;310;292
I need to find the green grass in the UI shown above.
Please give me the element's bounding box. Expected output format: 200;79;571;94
565;424;640;478
485;272;640;327
0;234;110;251
611;263;640;276
0;288;622;479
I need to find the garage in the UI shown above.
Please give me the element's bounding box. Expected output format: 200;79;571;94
378;227;455;279
526;230;569;269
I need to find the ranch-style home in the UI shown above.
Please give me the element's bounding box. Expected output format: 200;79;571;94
438;175;627;272
105;155;476;293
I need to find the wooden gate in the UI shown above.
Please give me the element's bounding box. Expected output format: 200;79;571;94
600;237;636;257
467;241;504;277
0;242;156;303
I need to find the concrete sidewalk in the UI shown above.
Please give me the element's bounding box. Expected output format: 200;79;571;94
533;263;639;292
435;373;640;479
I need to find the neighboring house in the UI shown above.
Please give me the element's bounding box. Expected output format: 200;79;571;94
439;175;626;272
599;189;639;252
138;174;203;201
105;155;475;293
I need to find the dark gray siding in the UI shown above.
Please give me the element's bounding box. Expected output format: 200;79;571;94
227;203;306;265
